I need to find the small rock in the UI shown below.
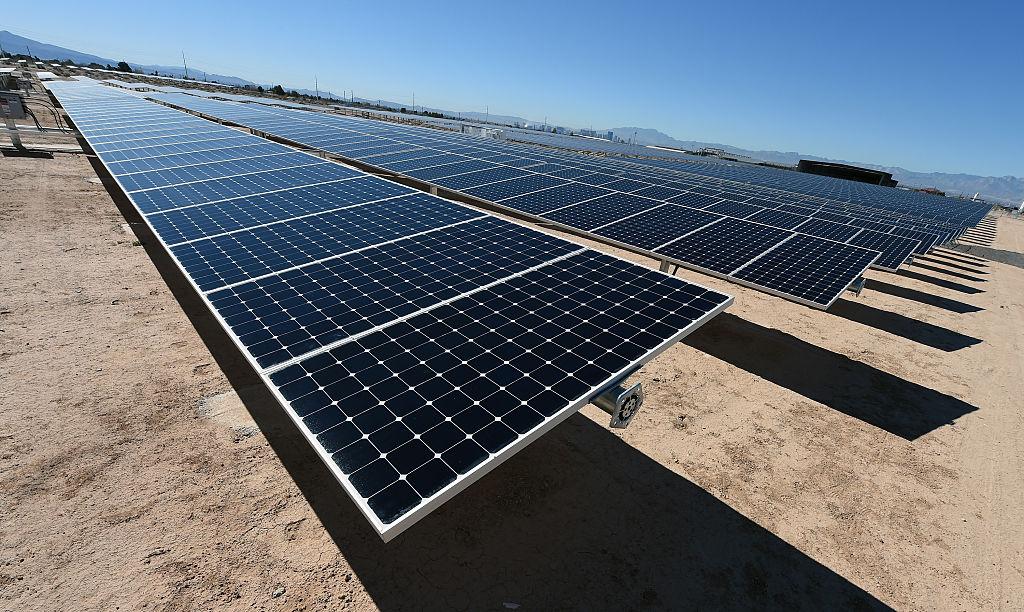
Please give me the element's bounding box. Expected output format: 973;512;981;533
503;603;520;610
272;586;286;598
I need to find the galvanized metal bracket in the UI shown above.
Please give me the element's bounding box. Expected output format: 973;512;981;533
847;276;866;296
592;382;644;429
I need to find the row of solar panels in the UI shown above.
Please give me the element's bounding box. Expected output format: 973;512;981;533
48;79;732;541
86;78;981;249
631;157;990;228
144;90;909;309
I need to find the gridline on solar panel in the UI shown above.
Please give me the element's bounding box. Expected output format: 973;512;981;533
593;205;722;251
543;193;657;231
733;235;879;308
105;143;288;175
147;177;416;245
171;193;486;292
144;92;892;307
655;218;792;275
118;151;314;192
667;191;721;208
793;218;863;242
98;135;264;163
848;230;919;271
268;250;731;526
431;166;531;190
53;78;734;540
492;182;613;214
746;208;812;230
129;162;360;214
462;174;569;202
704;200;763;219
207;216;581;368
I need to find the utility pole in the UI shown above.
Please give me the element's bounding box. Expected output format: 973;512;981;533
315;76;319;99
412;92;415;112
182;51;189;79
486;105;489;123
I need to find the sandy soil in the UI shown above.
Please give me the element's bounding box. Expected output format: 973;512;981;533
1;153;1022;611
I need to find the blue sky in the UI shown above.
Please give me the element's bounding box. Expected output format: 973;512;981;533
6;0;1022;176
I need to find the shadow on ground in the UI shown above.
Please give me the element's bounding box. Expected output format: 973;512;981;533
909;261;987;283
890;269;984;294
865;279;982;315
684;314;977;440
829;299;982;351
914;255;989;274
89;157;893;611
925;251;988;268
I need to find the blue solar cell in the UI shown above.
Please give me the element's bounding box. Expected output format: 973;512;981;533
746;208;811;230
733;235;879;308
117;152;317;192
461;174;568;202
270;250;730;524
147;177;416;245
794;218;863;242
656;217;792;275
432;166;531;190
207;216;581;367
128;163;360;214
171;193;485;292
593;205;722;251
543;192;656;231
489;182;611;213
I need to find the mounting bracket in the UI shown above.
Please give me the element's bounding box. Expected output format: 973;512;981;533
591;381;644;429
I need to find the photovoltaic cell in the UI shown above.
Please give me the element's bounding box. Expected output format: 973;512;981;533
733;235;879;308
655;218;791;274
269;250;731;524
171;193;486;292
593;205;721;251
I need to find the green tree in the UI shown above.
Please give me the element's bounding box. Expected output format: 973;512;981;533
271;84;285;95
116;61;133;73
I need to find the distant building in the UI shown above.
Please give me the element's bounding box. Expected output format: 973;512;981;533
606;130;615;141
580;128;596;137
914;187;946;197
797;160;897;187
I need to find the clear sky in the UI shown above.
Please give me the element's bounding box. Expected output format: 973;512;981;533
6;0;1022;176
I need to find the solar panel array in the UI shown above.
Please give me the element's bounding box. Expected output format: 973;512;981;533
49;79;732;541
146;91;897;309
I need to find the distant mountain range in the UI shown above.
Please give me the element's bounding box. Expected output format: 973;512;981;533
5;29;1019;205
603;127;1023;205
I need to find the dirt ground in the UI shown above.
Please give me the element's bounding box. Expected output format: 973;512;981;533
1;152;1022;611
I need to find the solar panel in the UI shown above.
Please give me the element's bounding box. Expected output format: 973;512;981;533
655;218;791;275
732;234;880;308
51;79;732;541
141;90;894;309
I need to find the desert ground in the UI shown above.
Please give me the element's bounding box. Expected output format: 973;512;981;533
1;151;1021;611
